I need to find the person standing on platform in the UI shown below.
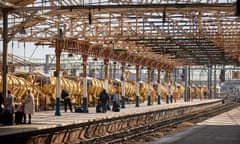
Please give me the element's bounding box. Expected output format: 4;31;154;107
0;92;4;113
15;99;24;124
0;92;5;123
5;90;15;113
61;89;73;112
111;91;119;112
99;89;109;113
23;89;35;124
3;90;15;125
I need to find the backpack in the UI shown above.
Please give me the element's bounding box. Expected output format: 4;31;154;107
100;92;107;102
61;90;69;99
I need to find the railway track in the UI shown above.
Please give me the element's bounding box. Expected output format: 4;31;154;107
79;101;238;144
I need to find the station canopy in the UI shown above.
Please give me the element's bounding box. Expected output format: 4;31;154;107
0;0;240;70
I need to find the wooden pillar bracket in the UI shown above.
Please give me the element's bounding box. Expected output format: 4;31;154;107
89;44;101;57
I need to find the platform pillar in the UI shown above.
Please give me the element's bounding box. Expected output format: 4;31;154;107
135;65;140;107
55;28;63;116
184;66;190;102
169;72;173;104
82;55;88;113
2;10;8;101
166;72;170;104
121;62;126;108
214;65;217;99
104;59;109;110
157;69;161;105
103;59;109;91
147;67;151;106
170;83;173;104
207;65;212;99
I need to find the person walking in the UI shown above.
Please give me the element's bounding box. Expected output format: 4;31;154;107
23;89;35;124
61;89;73;112
99;89;109;113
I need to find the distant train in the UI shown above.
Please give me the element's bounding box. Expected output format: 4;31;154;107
0;72;208;110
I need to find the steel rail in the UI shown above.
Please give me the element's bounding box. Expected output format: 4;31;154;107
81;101;237;144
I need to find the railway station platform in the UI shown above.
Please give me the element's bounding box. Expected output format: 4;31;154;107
149;105;240;144
0;99;224;144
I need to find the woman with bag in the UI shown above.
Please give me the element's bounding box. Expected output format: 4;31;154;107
3;90;15;125
23;89;35;124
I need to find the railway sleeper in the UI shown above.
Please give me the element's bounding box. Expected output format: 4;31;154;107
65;128;82;144
88;104;233;143
79;126;88;140
84;124;98;138
26;133;50;144
50;130;68;144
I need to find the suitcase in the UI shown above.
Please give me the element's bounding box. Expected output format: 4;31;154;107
0;112;3;123
75;106;83;113
3;111;13;125
15;112;24;124
112;103;120;112
115;105;120;112
96;103;103;113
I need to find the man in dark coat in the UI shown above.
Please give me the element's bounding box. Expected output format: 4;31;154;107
61;89;73;112
99;89;109;113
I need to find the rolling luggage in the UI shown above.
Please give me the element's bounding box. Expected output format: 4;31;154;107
74;106;83;113
96;103;103;113
3;111;13;125
115;104;120;112
112;103;120;112
15;104;24;124
15;112;24;124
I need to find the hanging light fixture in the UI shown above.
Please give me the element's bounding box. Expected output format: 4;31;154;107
58;28;64;40
162;7;166;24
88;9;92;25
19;26;26;35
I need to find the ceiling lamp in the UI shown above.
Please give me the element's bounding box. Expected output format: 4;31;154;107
58;28;64;40
88;9;92;25
19;26;26;35
162;7;166;24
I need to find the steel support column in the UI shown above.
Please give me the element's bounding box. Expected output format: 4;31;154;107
157;69;161;105
2;10;8;101
135;65;140;107
104;59;109;93
207;65;212;99
184;66;190;102
214;65;217;99
147;67;151;106
188;66;191;101
55;30;62;116
166;72;169;104
169;72;173;103
82;55;88;112
121;62;126;108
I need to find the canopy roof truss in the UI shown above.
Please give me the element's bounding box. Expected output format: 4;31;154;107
1;0;240;70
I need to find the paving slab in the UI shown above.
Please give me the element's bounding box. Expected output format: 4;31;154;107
0;99;220;137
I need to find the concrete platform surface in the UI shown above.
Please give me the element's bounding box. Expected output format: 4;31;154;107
148;106;240;144
0;99;220;137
